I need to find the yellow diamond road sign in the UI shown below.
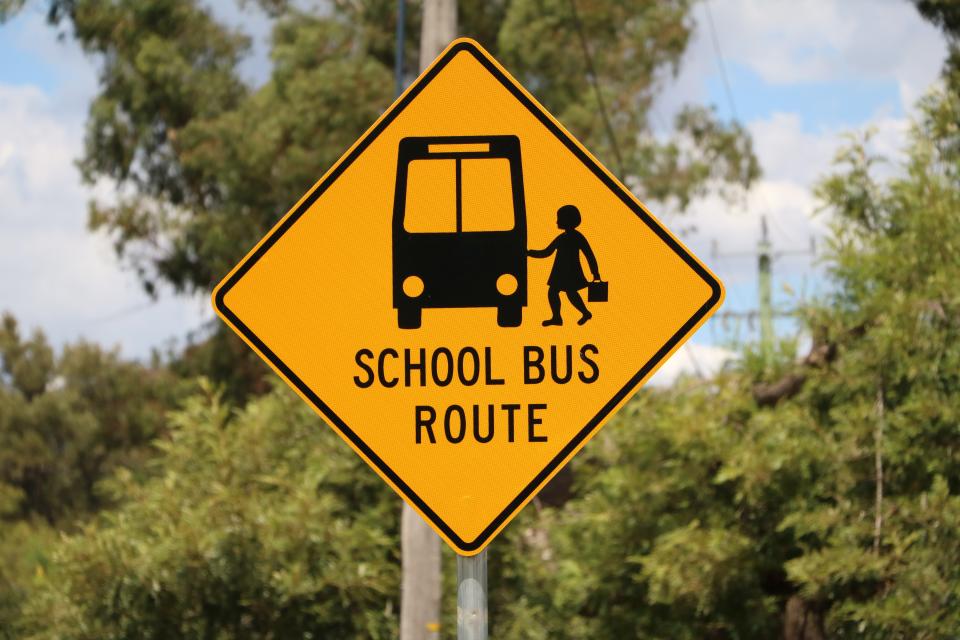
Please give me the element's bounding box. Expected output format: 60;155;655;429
213;39;723;555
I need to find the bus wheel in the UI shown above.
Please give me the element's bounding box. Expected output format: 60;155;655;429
497;304;522;328
398;306;422;329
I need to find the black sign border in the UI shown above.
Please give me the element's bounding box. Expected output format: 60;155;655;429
214;40;722;553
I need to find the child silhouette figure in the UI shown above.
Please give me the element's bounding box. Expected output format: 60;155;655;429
527;205;601;326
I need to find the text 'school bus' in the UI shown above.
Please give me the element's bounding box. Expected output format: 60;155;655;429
392;135;527;329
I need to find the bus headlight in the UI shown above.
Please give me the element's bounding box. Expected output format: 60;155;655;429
496;274;518;296
402;275;425;298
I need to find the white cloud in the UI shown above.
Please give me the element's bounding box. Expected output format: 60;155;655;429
657;0;947;119
749;112;841;184
0;3;275;360
0;81;209;359
205;0;275;87
648;342;736;386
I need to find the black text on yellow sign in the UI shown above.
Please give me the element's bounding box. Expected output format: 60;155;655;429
212;39;723;555
353;344;600;444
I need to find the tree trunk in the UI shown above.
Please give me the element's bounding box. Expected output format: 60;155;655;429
400;6;456;639
783;595;827;640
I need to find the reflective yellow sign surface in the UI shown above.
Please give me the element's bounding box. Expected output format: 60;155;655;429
213;39;723;555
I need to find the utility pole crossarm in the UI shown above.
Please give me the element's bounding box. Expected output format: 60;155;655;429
709;216;817;371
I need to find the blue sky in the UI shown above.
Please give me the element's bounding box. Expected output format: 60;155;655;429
0;0;948;382
0;32;57;91
707;61;903;131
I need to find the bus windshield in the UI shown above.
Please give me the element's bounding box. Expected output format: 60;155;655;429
404;157;515;233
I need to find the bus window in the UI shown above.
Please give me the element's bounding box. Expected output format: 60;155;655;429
404;159;457;233
461;158;514;232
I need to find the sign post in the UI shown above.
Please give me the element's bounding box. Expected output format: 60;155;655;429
212;38;724;634
457;549;487;639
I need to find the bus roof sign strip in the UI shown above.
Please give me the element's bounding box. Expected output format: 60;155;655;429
455;157;462;233
429;143;491;154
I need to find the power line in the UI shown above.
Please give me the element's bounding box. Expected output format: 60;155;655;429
683;341;706;379
648;102;670;134
767;208;792;244
567;0;626;180
85;299;158;326
703;0;739;122
395;0;406;97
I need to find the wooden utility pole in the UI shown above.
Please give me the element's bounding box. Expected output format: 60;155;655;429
757;216;775;369
419;0;457;73
400;8;456;640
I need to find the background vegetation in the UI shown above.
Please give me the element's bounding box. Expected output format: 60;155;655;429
0;0;958;638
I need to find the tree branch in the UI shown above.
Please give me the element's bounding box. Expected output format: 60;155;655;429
751;341;836;407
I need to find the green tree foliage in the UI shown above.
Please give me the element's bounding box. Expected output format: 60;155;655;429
785;86;960;638
30;119;955;635
485;378;784;639
19;382;400;639
13;2;960;638
479;83;960;640
0;521;57;640
0;313;182;523
0;313;184;634
478;11;960;635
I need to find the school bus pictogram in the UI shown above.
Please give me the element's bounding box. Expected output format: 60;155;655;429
393;135;528;329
